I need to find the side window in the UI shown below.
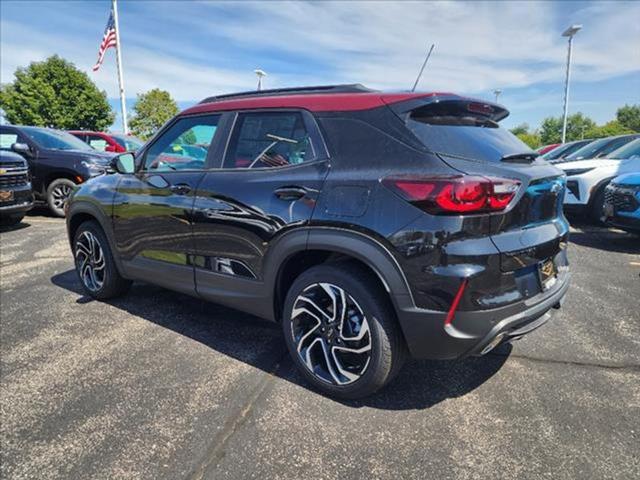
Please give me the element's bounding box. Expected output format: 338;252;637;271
143;115;221;172
224;112;313;169
0;131;19;150
88;135;108;151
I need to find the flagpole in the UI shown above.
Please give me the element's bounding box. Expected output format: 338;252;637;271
112;0;128;134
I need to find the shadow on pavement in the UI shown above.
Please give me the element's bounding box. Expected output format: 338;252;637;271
0;221;31;233
569;225;639;254
51;268;509;411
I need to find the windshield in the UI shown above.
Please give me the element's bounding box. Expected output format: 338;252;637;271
22;127;93;151
565;135;638;161
543;140;590;160
608;139;640;160
407;111;532;163
111;134;143;151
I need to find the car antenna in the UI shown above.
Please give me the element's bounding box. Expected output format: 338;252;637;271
411;43;435;92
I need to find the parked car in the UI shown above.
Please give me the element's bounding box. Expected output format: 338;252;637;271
542;139;593;162
537;143;560;155
603;172;640;234
559;138;640;221
0;150;33;226
0;125;115;217
68;131;143;153
553;134;640;164
66;85;570;399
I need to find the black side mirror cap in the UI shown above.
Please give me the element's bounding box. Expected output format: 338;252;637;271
110;152;136;174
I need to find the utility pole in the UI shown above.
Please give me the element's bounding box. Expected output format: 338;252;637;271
561;24;582;143
493;89;502;103
112;0;128;133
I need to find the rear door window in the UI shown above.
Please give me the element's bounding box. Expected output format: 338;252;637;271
223;112;314;169
405;102;531;163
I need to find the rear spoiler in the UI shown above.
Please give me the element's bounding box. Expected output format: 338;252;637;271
386;94;510;123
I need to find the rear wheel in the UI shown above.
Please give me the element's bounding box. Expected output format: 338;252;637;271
47;178;75;217
282;263;406;399
73;221;131;299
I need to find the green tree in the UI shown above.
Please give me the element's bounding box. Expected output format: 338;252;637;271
516;132;541;149
129;89;178;140
0;55;114;130
510;123;530;136
616;104;640;132
584;120;634;139
539;113;596;144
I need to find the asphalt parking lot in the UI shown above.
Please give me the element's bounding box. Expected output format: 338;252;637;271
1;211;639;480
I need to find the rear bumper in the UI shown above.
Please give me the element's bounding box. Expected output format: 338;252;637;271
395;270;570;360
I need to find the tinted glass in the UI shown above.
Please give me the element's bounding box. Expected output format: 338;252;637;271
608;139;640;160
112;134;143;151
595;136;639;158
224;112;312;169
144;115;220;171
0;132;18;150
563;136;638;161
21;127;93;151
543;140;590;160
407;111;531;163
88;136;109;151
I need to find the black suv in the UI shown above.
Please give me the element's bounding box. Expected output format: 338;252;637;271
0;150;33;226
66;85;571;398
0;125;114;216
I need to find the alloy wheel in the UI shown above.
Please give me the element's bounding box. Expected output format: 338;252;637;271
51;183;72;209
75;231;106;292
291;283;372;385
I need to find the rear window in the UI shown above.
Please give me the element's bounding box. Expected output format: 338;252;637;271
406;105;531;163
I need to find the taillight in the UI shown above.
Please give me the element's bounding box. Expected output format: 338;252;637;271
382;175;520;214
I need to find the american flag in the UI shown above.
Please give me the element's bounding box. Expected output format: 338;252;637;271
92;8;117;71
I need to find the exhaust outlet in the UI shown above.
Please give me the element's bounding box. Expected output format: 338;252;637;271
480;333;505;355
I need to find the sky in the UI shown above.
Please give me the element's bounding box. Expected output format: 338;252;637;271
1;0;639;132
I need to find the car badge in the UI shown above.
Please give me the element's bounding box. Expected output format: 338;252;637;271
0;169;6;175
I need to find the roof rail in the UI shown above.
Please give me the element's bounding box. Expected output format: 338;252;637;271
198;84;376;104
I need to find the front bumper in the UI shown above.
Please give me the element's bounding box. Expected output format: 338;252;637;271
395;270;570;360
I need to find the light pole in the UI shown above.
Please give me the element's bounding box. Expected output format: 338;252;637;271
254;69;267;91
561;24;582;143
493;89;502;103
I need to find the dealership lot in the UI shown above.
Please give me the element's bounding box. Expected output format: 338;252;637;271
1;212;639;480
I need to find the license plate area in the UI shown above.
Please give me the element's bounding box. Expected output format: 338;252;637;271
538;258;557;291
0;190;14;203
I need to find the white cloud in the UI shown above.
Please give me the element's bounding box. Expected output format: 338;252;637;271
1;0;639;106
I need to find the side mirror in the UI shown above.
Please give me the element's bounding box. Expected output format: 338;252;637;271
11;142;32;157
110;152;136;174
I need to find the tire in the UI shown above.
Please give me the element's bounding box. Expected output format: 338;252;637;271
590;186;607;224
282;262;407;399
73;220;131;300
0;214;24;227
46;178;76;217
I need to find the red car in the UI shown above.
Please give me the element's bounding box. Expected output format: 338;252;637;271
68;131;143;153
537;143;560;155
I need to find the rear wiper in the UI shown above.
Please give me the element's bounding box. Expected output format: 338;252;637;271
500;152;539;163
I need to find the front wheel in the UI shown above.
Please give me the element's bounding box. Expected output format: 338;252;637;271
282;263;407;399
47;178;76;217
73;221;131;299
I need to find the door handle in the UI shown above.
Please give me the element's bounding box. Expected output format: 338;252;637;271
170;183;191;195
274;186;307;200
